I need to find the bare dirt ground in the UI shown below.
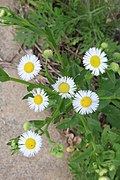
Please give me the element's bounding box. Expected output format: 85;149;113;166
0;1;72;180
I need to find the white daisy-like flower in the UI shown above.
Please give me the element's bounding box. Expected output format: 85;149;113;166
17;54;41;81
83;47;108;76
28;88;49;112
18;130;42;157
52;76;76;99
73;90;99;115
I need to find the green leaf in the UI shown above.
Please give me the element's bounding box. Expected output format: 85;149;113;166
98;77;115;91
45;27;57;50
107;70;116;84
56;152;63;158
98;99;110;111
71;147;92;163
114;87;120;97
45;130;50;139
102;150;115;160
11;148;19;155
87;117;101;133
101;126;120;146
57;113;80;129
22;93;33;100
27;84;38;92
57;118;71;129
103;105;120;128
27;83;53;94
50;144;64;158
30;120;46;129
111;100;120;109
0;68;10;82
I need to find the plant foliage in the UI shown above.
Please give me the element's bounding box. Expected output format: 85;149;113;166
0;0;120;179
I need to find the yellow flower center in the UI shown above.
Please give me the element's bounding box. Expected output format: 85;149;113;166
81;97;92;107
90;56;100;68
58;82;70;93
34;95;43;105
25;138;36;150
24;62;34;73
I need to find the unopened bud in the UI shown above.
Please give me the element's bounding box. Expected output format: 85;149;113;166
11;140;16;147
101;42;108;49
98;176;110;180
113;52;120;59
110;62;119;72
99;169;108;176
109;165;115;171
0;9;6;17
43;49;53;59
23;121;31;131
7;12;12;17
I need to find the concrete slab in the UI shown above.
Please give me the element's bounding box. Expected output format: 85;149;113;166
0;1;72;179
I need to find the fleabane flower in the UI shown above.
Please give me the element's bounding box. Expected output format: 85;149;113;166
18;130;42;157
52;76;76;98
17;54;41;81
28;88;49;112
73;90;99;115
83;47;108;76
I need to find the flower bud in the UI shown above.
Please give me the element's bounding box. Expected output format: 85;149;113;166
110;62;119;72
101;42;108;49
7;12;12;17
23;121;31;131
95;169;100;174
99;169;108;176
109;165;115;171
43;49;53;59
11;140;16;147
92;162;97;169
98;176;110;180
0;9;6;17
113;52;120;59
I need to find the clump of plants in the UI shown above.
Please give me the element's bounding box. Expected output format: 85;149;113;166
0;0;120;179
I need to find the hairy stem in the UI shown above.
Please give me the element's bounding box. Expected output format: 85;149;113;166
43;98;63;132
79;115;97;151
100;96;120;100
10;77;55;94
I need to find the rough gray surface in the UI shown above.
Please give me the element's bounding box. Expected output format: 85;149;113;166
0;70;72;180
0;1;19;62
0;33;72;180
0;26;19;63
0;1;72;180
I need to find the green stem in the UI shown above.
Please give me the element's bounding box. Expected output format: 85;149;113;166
54;48;63;66
43;98;63;133
79;115;97;151
45;27;63;66
10;77;35;86
45;58;55;84
100;96;120;100
10;77;56;94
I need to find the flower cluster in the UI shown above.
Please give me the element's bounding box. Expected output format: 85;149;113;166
16;47;108;157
